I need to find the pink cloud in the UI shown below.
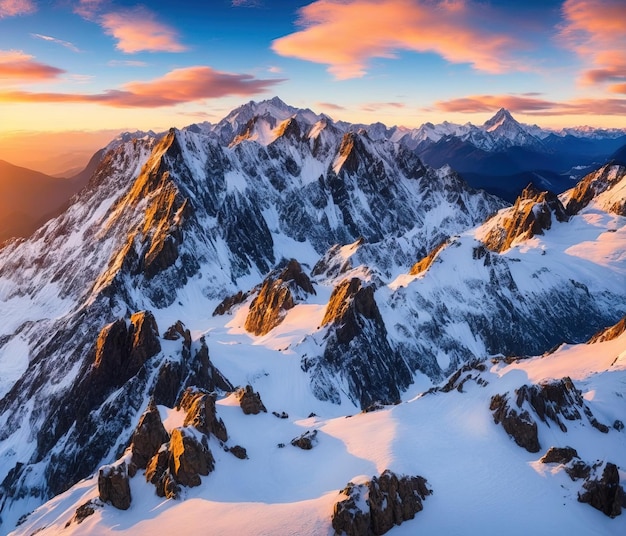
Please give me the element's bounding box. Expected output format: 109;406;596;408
0;50;65;81
101;7;187;53
560;0;626;88
0;0;35;18
0;66;284;107
272;0;525;79
609;83;626;95
434;93;626;116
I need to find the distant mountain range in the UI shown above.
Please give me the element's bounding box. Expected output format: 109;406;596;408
2;98;624;245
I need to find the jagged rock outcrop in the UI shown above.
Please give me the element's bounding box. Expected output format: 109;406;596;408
129;399;169;474
290;430;318;450
236;385;267;415
212;290;249;316
483;183;568;252
245;259;315;336
331;470;431;536
578;462;624;518
145;427;215;497
439;360;488;393
66;500;100;526
305;278;412;408
92;311;161;387
409;240;447;275
163;320;192;347
490;377;608;452
540;446;578;465
98;463;131;510
563;164;626;216
179;388;228;442
168;428;215;488
490;393;540;453
588;316;626;344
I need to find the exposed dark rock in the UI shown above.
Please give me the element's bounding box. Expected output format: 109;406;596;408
229;445;248;459
145;448;171;497
579;462;624;518
440;360;487;393
66;499;101;527
212;290;249;316
163;320;192;348
490;377;608;453
272;411;289;419
566;460;591;481
490;393;540;453
540;446;578;465
291;430;318;450
152;360;183;408
126;311;161;373
168;428;215;488
236;385;267;415
331;470;431;536
308;277;411;408
244;259;315;336
614;420;624;431
92;311;161;387
129;399;169;474
183;336;234;394
179;387;228;442
98;463;131;510
483;183;568;252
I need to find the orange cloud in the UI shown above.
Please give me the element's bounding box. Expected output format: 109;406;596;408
434;94;626;116
560;0;626;88
272;0;524;79
0;66;284;107
101;7;187;53
0;50;65;82
0;0;35;18
610;83;626;95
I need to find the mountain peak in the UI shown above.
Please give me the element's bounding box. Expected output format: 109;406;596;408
483;108;517;131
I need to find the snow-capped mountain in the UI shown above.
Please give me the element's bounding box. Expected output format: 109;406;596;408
0;98;624;534
398;108;626;202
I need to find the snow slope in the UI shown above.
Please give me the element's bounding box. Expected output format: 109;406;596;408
12;319;626;536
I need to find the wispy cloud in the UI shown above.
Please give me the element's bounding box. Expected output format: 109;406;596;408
559;0;626;93
272;0;526;80
0;66;284;107
316;102;346;111
73;0;105;20
31;33;81;53
0;49;65;82
434;93;626;116
360;101;405;112
100;7;187;53
232;0;261;6
107;60;149;68
0;0;35;18
267;66;282;74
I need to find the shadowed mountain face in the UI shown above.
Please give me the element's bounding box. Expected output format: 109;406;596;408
0;160;92;244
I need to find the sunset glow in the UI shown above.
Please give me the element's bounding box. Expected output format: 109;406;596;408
0;0;625;171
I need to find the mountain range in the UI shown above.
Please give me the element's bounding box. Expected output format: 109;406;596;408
0;97;624;535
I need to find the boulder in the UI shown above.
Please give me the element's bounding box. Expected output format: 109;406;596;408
291;430;318;450
579;462;624;518
540;446;578;465
229;445;248;459
98;463;131;510
236;385;267;415
332;470;431;536
129;399;169;473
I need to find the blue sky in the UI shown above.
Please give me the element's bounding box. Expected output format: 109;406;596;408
0;0;625;144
